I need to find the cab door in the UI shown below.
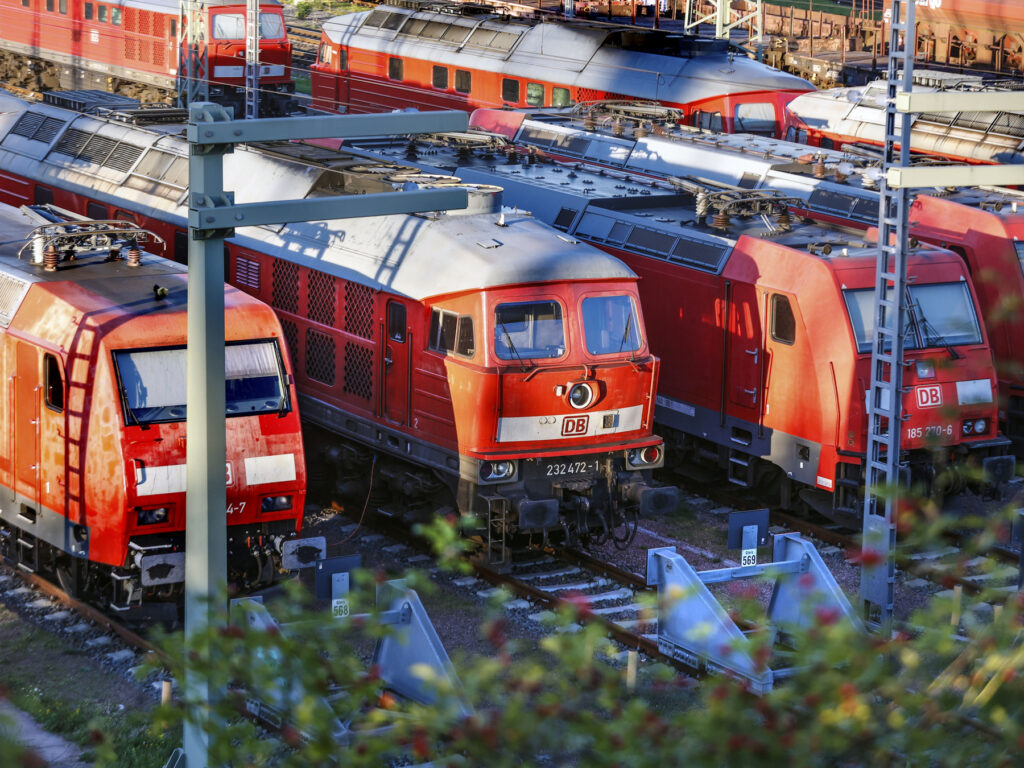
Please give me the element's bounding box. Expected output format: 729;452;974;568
14;342;40;505
725;282;763;426
382;300;409;425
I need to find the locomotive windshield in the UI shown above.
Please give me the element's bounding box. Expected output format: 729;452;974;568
843;283;983;354
113;340;289;426
582;295;641;355
211;12;286;40
494;301;565;360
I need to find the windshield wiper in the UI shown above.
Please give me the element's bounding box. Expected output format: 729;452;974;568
120;388;149;431
912;299;962;360
618;312;634;356
498;321;528;372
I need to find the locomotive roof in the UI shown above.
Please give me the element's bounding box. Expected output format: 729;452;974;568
470;107;1024;226
344;130;955;275
0;95;635;301
322;7;812;101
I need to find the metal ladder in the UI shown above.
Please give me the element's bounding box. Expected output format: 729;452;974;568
860;0;916;629
178;0;210;111
245;0;261;119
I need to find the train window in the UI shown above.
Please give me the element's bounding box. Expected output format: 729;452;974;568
98;4;107;22
387;302;406;343
212;13;244;39
388;58;403;81
526;83;544;107
692;110;723;132
260;13;285;39
494;301;564;360
552;87;572;108
455;316;475;357
112;7;120;24
114;210;138;226
45;0;52;10
428;309;458;353
113;341;289;425
733;103;776;136
432;66;448;90
170;19;177;38
34;186;54;206
318;43;333;67
820;137;835;150
44;354;63;413
21;0;28;7
771;294;795;345
501;79;520;104
455;70;471;94
785;126;796;142
87;201;107;220
844;283;982;353
582;296;640;356
1016;242;1024;281
84;2;92;19
796;129;808;144
59;0;67;13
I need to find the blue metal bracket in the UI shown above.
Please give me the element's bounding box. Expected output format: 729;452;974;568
647;533;863;694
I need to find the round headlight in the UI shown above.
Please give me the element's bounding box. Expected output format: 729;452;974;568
568;382;595;410
480;460;514;481
974;419;987;435
962;421;972;435
642;446;661;464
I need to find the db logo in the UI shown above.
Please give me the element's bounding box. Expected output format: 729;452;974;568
561;415;590;436
916;385;942;408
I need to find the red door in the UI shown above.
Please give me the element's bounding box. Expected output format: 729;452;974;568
383;300;409;426
726;284;763;426
14;342;40;503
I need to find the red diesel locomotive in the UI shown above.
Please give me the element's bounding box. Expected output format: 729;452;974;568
0;0;294;115
0;92;676;560
309;2;814;138
359;129;1013;522
0;202;316;612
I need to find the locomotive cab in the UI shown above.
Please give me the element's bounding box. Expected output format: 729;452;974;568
433;278;676;547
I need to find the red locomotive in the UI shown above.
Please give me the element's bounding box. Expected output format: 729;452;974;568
308;2;814;138
352;126;1013;523
782;75;1024;165
0;0;294;115
0;92;676;560
0;202;316;613
465;104;1024;458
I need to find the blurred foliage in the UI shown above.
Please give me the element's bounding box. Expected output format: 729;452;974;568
118;494;1024;766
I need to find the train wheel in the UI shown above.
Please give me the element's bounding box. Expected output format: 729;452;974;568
56;558;80;598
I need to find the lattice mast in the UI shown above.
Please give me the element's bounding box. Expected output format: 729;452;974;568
178;0;209;109
245;0;261;119
682;0;762;44
859;0;916;628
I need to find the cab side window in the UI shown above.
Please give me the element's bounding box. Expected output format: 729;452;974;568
771;294;796;344
44;354;64;412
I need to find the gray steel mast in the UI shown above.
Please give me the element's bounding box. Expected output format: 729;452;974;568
859;0;915;628
245;0;261;119
178;0;209;109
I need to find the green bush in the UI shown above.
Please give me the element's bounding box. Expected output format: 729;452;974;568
295;2;313;20
140;498;1024;766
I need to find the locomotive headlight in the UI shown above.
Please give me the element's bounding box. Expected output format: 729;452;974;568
973;419;987;435
627;446;662;468
962;421;972;436
480;460;516;482
136;506;169;526
567;382;595;410
261;495;293;512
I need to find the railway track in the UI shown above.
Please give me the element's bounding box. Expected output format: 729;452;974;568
287;24;324;67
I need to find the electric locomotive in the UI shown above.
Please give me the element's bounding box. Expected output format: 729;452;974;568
0;202;317;613
783;75;1024;165
308;2;814;138
0;0;294;116
466;104;1024;456
0;93;675;561
347;128;1013;524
